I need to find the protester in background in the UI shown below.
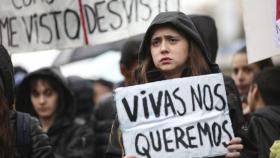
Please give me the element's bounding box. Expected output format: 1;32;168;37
92;78;114;105
67;76;94;126
231;46;274;115
116;37;142;87
15;67;95;158
246;66;280;158
0;45;54;158
107;12;243;158
94;37;141;158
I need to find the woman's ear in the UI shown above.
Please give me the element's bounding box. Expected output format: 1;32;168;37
251;84;266;109
251;84;260;100
120;64;129;78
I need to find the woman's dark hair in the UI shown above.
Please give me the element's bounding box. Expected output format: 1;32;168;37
138;25;211;83
120;38;142;69
29;76;67;120
0;88;14;158
252;66;280;105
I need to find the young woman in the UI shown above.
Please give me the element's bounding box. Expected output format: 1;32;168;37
15;68;95;158
0;45;54;158
107;12;244;158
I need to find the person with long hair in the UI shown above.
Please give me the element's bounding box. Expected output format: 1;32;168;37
15;67;95;158
106;12;244;158
0;45;54;158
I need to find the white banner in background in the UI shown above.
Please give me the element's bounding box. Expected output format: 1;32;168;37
275;0;280;45
0;0;84;53
0;0;191;53
243;0;280;63
115;73;234;158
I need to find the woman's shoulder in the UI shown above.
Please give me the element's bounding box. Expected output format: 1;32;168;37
11;111;54;158
15;111;49;140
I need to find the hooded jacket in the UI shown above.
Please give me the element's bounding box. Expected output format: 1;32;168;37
139;12;220;73
0;45;54;158
15;68;95;158
106;12;244;158
67;76;94;124
247;106;280;158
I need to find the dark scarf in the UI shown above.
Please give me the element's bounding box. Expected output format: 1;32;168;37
146;67;192;83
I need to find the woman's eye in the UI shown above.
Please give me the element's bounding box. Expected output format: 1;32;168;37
45;90;53;96
151;40;160;46
169;38;178;43
31;91;39;97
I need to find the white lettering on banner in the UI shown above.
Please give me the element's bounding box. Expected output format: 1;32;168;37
0;0;184;53
115;73;234;158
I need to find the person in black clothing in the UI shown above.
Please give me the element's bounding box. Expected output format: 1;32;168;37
67;76;94;126
15;67;95;158
246;66;280;158
107;12;243;158
93;79;114;105
94;37;142;158
0;45;54;158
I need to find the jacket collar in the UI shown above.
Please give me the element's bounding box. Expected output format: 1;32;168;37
146;67;192;82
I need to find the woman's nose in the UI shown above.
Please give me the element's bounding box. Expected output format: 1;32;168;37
39;95;46;104
237;70;245;81
160;40;168;53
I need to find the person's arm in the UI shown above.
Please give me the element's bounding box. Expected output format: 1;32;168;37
105;118;123;158
29;116;54;158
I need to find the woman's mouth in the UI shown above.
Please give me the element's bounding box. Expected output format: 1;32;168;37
160;57;172;64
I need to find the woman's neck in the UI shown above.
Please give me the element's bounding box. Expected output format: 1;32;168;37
163;71;182;79
40;116;55;133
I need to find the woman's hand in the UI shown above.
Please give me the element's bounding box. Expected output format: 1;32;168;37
123;153;137;158
225;137;243;158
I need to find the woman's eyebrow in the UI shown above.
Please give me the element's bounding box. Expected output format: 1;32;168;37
151;36;161;41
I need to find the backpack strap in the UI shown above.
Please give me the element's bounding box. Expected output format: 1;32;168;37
16;111;31;158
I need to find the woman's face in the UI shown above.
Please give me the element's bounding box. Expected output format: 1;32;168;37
150;26;189;79
31;79;58;120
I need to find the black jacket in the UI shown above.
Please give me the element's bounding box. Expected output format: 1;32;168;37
106;12;244;158
247;106;280;158
93;94;117;158
10;110;54;158
16;68;95;158
67;76;94;126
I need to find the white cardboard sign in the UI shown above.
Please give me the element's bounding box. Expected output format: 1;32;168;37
243;0;280;63
115;73;234;158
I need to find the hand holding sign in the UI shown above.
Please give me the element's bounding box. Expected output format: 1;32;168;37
225;137;243;158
